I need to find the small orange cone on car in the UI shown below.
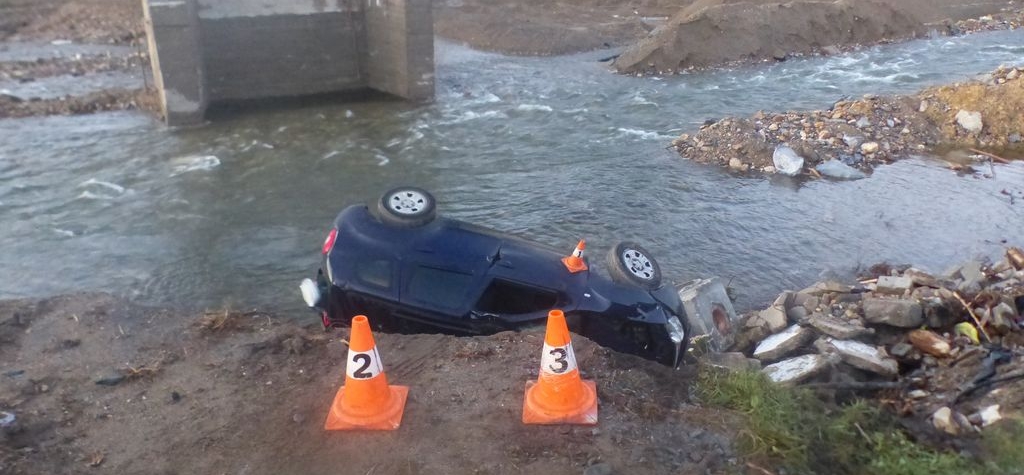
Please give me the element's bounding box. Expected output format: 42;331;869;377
561;240;589;273
523;310;598;425
324;315;408;431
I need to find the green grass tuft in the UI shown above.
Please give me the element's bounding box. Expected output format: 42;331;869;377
695;368;1022;475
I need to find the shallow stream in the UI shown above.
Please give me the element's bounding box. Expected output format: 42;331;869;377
2;30;1023;313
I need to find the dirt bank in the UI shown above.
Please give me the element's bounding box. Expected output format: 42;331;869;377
672;64;1024;176
0;294;737;475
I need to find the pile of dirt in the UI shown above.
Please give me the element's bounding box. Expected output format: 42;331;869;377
671;64;1024;176
0;88;158;119
613;0;927;74
0;0;144;44
0;294;737;475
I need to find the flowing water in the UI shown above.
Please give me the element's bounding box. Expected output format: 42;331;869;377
2;30;1023;314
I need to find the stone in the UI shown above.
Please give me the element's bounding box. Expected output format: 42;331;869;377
825;338;899;377
922;298;958;329
932;407;959;435
792;293;820;311
888;342;914;359
842;134;862;148
763;354;830;385
955;110;983;134
787;306;808;322
800;281;852;296
815;160;866;180
908;329;951;358
1010;133;1022;144
907;389;928;399
860;142;879;154
809;314;871;339
1008;69;1020;80
956;260;986;292
989;302;1018;334
918;100;929;113
863;298;923;328
758;306;788;333
772;145;804;176
584;463;613;475
728;157;747;171
753;325;815;361
876;275;913;295
855;117;872;129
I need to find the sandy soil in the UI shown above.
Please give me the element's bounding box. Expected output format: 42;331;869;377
0;294;738;475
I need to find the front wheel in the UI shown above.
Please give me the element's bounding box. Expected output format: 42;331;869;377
606;241;663;290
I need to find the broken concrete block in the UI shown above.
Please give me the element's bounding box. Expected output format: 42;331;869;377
799;281;852;296
786;306;808;323
753;325;815;361
826;338;899;378
903;268;940;288
699;352;761;373
791;293;820;311
759;306;788;333
677;277;740;352
763;354;830;385
863;298;923;328
888;342;915;359
908;329;951;358
876;275;913;295
980;405;1002;427
809;313;871;339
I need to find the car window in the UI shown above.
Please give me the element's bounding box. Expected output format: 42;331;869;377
475;278;559;315
406;266;474;310
355;258;392;289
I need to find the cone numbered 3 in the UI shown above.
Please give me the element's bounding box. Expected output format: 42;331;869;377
324;315;408;431
523;310;598;425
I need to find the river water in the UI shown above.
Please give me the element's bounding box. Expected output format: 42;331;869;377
1;30;1023;314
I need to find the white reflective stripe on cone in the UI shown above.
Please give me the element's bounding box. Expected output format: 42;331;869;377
540;342;578;375
346;347;384;380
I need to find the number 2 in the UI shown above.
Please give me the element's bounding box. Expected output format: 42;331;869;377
548;348;568;374
352;354;372;378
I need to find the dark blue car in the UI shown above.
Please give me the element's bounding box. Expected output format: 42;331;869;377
300;186;689;367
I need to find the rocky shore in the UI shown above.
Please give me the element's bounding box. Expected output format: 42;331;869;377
672;65;1024;177
714;247;1024;447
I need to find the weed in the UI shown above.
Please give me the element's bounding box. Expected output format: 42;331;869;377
695;368;1021;475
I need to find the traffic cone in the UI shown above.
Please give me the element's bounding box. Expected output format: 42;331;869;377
522;310;598;425
324;315;408;430
561;240;589;273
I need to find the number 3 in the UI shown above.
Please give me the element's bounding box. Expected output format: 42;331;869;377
548;348;568;374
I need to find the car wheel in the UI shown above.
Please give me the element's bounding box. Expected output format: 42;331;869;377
607;241;662;290
377;186;437;227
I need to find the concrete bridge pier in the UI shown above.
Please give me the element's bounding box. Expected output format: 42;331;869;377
142;0;435;126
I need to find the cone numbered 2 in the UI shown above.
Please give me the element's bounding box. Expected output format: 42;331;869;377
324;315;408;431
523;310;598;425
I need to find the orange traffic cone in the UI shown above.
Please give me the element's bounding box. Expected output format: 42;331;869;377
324;315;408;430
561;240;589;273
522;310;598;425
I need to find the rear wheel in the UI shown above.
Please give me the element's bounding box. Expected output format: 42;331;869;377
606;241;662;290
377;186;437;227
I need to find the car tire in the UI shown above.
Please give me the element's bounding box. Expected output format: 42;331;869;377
606;241;662;290
376;186;437;227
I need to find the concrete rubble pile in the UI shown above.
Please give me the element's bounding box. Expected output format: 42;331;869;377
707;247;1024;436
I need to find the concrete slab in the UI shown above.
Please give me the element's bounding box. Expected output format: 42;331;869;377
825;338;899;377
753;324;814;361
762;354;829;385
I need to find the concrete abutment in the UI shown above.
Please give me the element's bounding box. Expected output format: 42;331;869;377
143;0;434;126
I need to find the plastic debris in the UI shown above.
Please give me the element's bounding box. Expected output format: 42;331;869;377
954;322;980;344
772;145;804;176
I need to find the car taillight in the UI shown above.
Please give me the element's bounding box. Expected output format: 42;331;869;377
322;228;338;255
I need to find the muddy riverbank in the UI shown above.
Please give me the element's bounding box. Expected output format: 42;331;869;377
0;293;735;475
672;64;1024;177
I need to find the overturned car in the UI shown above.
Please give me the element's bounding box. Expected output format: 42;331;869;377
300;186;690;366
